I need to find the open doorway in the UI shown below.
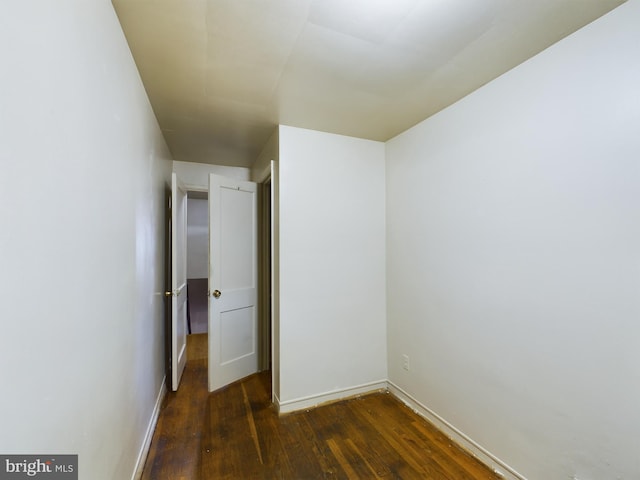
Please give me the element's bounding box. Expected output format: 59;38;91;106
186;191;209;337
168;173;273;393
255;160;278;403
185;190;209;365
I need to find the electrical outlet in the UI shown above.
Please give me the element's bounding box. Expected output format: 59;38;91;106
402;354;410;371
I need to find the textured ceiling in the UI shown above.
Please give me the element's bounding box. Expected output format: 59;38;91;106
112;0;625;167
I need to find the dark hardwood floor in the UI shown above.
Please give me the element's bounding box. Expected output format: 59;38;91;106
142;334;500;479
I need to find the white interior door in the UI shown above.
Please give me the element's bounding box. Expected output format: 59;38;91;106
171;173;188;391
208;174;258;391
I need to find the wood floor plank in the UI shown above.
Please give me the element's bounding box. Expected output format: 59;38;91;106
274;414;328;478
143;338;501;479
141;357;208;480
409;420;497;480
340;398;400;478
187;333;207;361
326;438;366;479
241;383;264;464
347;396;450;479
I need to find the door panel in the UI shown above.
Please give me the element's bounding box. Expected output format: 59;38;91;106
219;187;254;290
171;173;188;391
209;174;258;391
220;307;255;363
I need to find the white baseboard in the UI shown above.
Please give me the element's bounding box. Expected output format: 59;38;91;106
387;381;526;480
277;379;387;414
131;376;167;480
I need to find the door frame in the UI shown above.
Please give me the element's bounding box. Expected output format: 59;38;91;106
258;178;272;372
164;186;172;386
255;161;278;403
168;172;276;399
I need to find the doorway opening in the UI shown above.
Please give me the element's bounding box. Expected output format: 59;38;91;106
258;179;272;373
186;191;209;338
168;174;274;394
184;190;209;366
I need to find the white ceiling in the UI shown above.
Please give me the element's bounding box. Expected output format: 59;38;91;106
112;0;625;168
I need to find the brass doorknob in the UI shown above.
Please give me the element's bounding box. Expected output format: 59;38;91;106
164;291;172;297
212;289;222;298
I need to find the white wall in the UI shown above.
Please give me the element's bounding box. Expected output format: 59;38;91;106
173;160;250;191
386;2;640;479
278;126;387;408
187;198;208;279
0;2;172;479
